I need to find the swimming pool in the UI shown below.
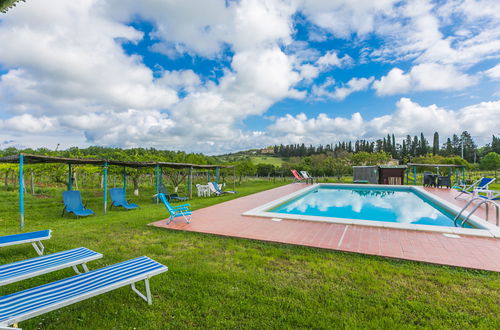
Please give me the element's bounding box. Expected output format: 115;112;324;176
243;184;500;237
270;186;468;227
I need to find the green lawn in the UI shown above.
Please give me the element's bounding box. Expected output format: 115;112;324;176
250;156;284;166
0;181;499;329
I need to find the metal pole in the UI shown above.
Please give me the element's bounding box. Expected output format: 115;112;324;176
68;164;72;190
215;167;220;184
123;167;126;190
462;167;465;184
160;167;163;185
19;154;24;230
188;167;192;199
413;166;417;185
405;168;408;185
103;162;108;214
155;164;159;204
207;172;211;183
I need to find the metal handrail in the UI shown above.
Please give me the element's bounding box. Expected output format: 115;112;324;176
453;197;482;226
454;197;499;227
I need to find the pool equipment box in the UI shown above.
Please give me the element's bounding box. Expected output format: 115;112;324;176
353;165;407;185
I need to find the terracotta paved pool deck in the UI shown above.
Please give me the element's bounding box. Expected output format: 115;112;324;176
150;184;500;272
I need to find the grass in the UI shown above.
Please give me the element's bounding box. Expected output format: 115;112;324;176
0;180;499;329
250;156;284;166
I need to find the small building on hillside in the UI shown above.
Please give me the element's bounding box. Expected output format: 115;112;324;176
260;147;274;154
353;165;407;185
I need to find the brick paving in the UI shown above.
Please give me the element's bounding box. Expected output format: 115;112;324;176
150;184;500;272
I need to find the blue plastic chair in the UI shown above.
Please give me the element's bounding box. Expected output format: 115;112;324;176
109;188;139;210
210;182;237;195
156;184;188;202
158;193;191;225
62;191;94;217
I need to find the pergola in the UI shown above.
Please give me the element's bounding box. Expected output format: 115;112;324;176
0;153;234;230
406;163;466;185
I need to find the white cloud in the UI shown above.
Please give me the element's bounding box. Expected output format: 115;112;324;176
373;63;477;95
372;68;411;96
316;51;353;68
0;114;58;133
0;0;498;154
299;0;398;38
485;64;500;80
0;0;179;116
268;98;500;145
313;76;374;100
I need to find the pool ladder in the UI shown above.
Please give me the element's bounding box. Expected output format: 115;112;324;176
454;196;499;227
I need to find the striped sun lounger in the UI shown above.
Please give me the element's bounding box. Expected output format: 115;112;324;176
0;247;102;286
0;230;52;256
0;256;168;329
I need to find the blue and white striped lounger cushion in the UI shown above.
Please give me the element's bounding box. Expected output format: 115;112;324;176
0;247;102;286
0;230;51;248
0;256;168;327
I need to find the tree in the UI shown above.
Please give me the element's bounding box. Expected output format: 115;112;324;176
418;132;428;156
326;151;351;181
432;132;439;155
442;138;454;156
479;152;500;170
411;136;418;156
235;159;256;184
492;135;500;154
256;164;275;177
460;131;476;163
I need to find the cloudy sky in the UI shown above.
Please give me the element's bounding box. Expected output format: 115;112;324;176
0;0;499;154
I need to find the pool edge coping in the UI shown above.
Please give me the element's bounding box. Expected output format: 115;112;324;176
242;183;500;239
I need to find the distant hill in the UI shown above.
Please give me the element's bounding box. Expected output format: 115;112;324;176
217;148;284;166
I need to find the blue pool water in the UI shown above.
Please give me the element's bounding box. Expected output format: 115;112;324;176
270;186;471;228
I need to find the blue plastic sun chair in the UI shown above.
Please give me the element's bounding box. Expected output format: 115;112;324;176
62;191;95;217
158;193;192;225
0;256;168;329
109;188;139;210
454;177;496;199
478;191;500;201
209;182;237;195
0;230;51;256
152;184;188;203
0;247;102;286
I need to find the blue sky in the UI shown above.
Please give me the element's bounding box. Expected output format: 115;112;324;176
0;0;499;154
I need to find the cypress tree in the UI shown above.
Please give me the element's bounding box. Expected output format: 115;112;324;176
432;132;439;155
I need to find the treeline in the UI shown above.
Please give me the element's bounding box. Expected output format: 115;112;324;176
273;132;500;163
